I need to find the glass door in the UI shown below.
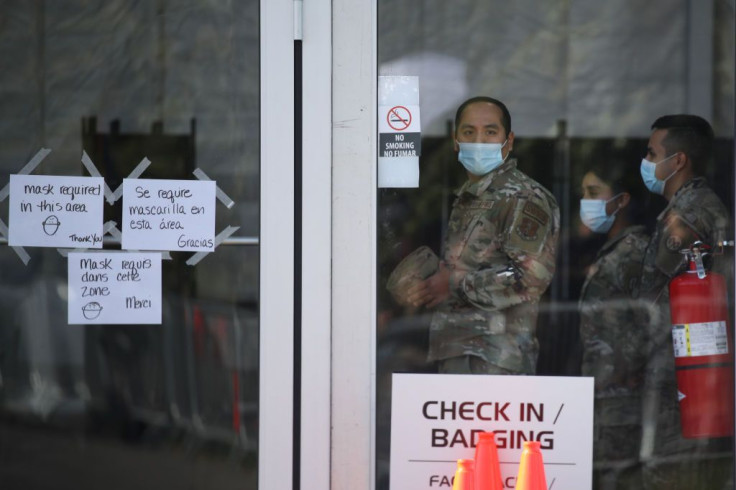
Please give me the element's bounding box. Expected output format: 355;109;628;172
374;2;735;490
0;1;295;489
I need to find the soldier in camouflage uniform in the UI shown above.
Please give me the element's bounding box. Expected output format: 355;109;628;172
406;96;559;375
633;115;732;490
577;160;650;489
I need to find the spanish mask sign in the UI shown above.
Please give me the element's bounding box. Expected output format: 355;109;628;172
122;178;216;252
67;252;162;324
8;174;105;248
390;373;593;489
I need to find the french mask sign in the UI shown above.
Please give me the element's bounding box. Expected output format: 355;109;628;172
122;178;216;252
390;373;593;490
67;252;162;324
8;174;105;248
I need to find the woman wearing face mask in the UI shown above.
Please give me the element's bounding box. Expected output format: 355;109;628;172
578;159;650;489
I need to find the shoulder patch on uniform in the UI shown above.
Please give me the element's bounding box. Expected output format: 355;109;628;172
516;216;540;241
522;201;549;225
655;212;700;276
665;235;683;252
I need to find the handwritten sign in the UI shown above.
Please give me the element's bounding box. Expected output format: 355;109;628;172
390;373;593;490
68;252;162;324
121;179;216;252
8;174;104;248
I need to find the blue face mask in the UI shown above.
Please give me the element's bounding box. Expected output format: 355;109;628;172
640;154;677;195
579;194;622;234
457;140;508;176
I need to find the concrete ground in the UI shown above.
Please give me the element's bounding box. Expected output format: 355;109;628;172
0;420;257;490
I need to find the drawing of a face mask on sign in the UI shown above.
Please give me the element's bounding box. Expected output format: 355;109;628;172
42;215;61;236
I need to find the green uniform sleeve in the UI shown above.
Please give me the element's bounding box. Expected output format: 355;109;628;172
654;212;700;278
452;196;558;311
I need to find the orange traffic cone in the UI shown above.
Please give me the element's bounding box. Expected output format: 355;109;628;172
514;441;547;490
474;432;503;490
452;459;475;490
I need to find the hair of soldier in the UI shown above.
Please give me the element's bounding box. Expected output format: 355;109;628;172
454;96;512;137
585;157;647;223
651;114;714;173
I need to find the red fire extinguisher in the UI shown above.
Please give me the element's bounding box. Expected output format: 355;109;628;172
669;241;734;438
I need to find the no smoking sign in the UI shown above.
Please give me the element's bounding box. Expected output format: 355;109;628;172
379;104;422;157
387;106;412;131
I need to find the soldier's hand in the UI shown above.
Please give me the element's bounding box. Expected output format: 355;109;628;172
406;263;451;308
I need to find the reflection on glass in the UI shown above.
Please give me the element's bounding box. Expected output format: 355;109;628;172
377;2;734;489
0;3;259;489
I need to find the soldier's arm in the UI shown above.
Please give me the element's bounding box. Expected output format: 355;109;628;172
638;212;706;301
654;213;702;279
450;196;558;311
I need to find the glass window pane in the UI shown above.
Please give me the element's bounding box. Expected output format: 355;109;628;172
0;2;260;488
377;2;735;489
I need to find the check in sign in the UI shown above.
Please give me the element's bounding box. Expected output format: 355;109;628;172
390;373;593;489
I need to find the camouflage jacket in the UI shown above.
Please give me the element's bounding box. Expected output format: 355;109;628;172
579;226;649;427
636;177;731;457
427;159;560;374
637;177;730;301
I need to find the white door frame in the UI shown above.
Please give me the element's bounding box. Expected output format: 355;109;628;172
260;0;295;488
330;0;378;489
300;1;379;489
301;0;333;488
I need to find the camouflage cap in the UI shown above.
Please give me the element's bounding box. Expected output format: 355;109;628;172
387;246;439;306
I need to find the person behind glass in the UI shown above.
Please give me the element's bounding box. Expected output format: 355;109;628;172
406;96;559;375
637;115;730;298
634;115;732;489
578;159;649;489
